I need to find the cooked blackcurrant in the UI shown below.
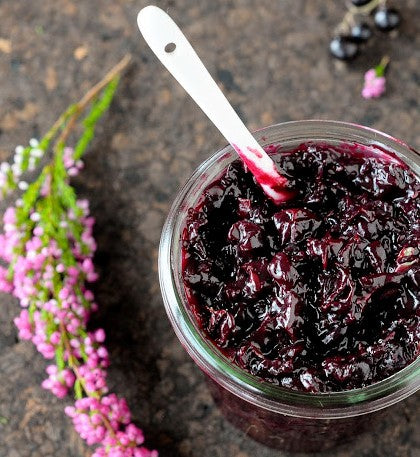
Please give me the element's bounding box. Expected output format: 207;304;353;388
329;36;359;60
374;8;401;31
182;143;420;392
350;23;372;42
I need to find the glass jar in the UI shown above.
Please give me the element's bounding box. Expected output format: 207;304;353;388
158;120;420;452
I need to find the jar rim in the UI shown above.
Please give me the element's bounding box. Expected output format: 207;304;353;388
159;120;420;419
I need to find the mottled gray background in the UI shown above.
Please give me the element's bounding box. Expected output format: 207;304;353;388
0;1;419;456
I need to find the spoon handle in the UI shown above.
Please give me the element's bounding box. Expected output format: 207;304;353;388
137;6;290;203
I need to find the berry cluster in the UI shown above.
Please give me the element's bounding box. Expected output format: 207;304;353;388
330;0;401;60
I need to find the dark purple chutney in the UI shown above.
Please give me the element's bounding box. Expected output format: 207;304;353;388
181;143;420;393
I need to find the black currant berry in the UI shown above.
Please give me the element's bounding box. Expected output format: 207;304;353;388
329;36;359;60
350;23;373;42
374;8;401;31
351;0;372;6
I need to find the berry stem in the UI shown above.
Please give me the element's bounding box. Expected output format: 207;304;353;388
348;0;381;15
375;55;390;76
336;0;381;34
379;55;390;69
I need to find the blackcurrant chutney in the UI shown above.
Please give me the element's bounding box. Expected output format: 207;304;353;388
181;142;420;393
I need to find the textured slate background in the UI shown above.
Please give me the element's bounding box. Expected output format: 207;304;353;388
0;1;419;456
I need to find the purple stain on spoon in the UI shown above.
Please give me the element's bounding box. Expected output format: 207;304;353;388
232;143;293;204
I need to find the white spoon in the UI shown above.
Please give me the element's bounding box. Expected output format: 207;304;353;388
137;5;292;204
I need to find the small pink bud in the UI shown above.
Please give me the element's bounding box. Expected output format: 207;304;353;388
94;328;106;343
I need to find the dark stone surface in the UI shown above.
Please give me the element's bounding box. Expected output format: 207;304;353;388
0;1;418;456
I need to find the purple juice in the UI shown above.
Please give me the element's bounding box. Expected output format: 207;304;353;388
181;142;419;393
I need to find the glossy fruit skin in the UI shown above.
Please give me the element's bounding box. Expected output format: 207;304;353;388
350;22;373;42
329;36;359;60
351;0;372;6
182;143;420;393
374;8;401;31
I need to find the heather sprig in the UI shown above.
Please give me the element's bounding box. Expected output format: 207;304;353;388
0;55;158;457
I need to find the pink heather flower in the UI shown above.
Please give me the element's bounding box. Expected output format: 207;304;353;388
67;265;79;278
40;173;51;196
77;199;89;211
78;364;108;395
362;57;389;100
135;449;159;457
3;207;16;225
59;286;70;300
0;266;13;293
95;328;106;343
14;309;33;340
42;365;75;398
50;331;61;344
33;226;44;236
63;147;75;169
84;290;94;301
362;70;386;99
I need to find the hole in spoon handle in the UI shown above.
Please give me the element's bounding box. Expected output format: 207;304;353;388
165;42;176;53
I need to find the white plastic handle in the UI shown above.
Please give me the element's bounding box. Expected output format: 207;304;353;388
137;6;290;203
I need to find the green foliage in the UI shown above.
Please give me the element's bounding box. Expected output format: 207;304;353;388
58;182;78;211
20;146;34;172
74;379;83;400
74;76;120;160
1;169;17;198
55;344;65;372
